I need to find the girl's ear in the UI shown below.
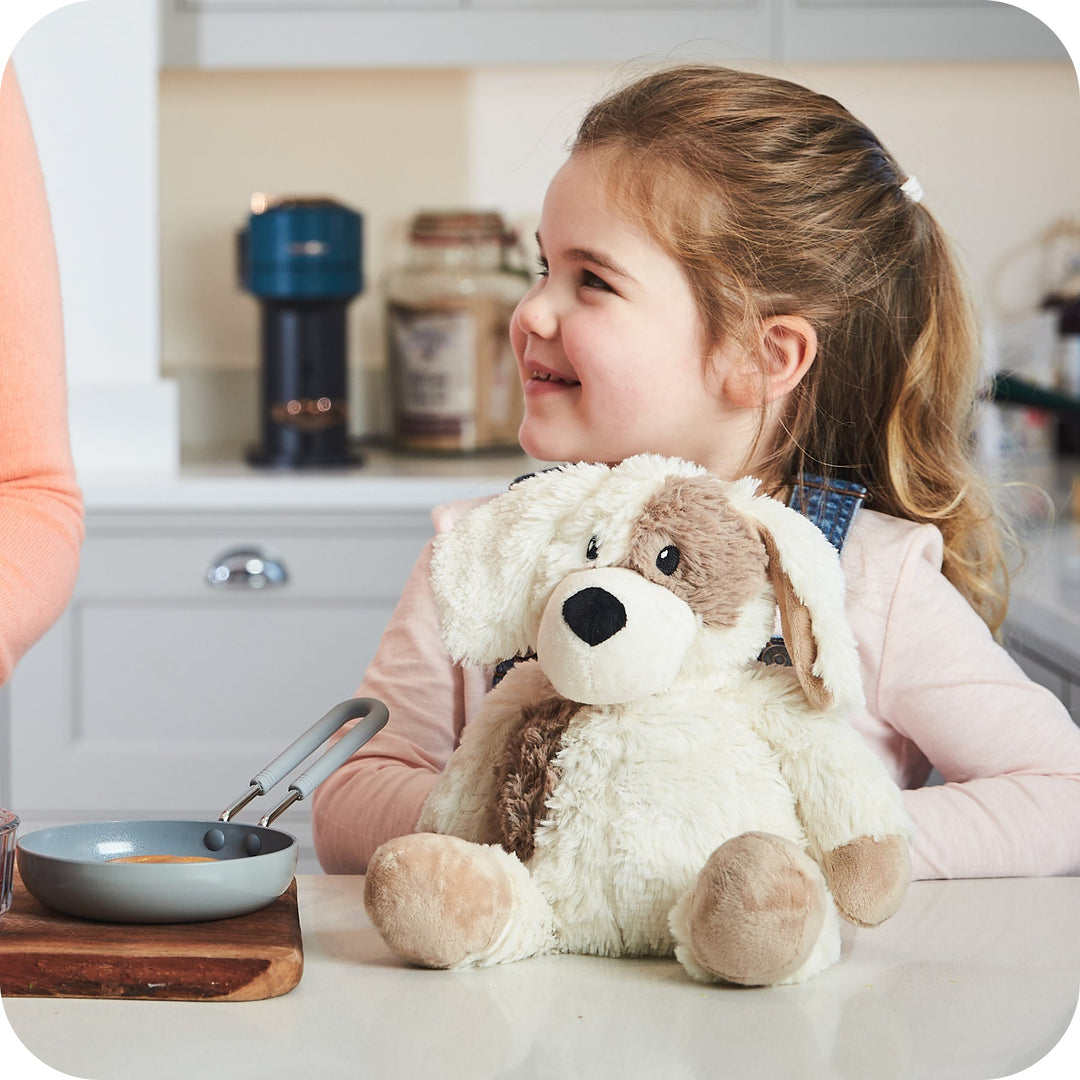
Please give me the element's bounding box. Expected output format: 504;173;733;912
721;315;818;409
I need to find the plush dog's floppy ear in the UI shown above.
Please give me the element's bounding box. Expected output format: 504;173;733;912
725;478;863;714
430;462;614;667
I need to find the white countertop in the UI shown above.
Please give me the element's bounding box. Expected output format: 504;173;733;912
4;875;1080;1080
79;448;543;513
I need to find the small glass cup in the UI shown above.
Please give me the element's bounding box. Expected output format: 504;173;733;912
0;808;18;916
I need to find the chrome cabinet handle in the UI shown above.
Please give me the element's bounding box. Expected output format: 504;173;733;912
206;547;288;589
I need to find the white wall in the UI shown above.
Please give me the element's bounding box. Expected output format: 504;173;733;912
12;0;178;472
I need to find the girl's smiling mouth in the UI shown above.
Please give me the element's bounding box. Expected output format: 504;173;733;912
525;363;581;392
530;369;578;384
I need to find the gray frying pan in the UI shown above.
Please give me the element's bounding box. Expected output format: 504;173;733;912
16;697;388;923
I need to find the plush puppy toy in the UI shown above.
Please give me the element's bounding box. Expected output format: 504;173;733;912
365;455;913;986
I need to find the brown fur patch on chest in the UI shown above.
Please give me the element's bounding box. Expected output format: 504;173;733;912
494;695;582;862
623;476;769;629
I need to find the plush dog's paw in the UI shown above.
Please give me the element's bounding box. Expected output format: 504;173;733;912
823;834;910;927
364;833;514;968
682;832;827;986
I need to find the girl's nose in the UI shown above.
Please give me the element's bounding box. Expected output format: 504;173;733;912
513;285;557;339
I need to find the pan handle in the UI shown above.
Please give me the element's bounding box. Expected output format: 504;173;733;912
219;697;389;824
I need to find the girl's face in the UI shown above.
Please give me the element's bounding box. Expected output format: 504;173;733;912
510;152;758;476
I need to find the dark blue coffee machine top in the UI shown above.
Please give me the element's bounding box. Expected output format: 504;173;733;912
239;197;363;300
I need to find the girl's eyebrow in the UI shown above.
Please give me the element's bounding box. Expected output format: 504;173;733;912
535;231;638;284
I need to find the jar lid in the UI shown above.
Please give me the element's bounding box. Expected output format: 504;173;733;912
410;210;510;246
240;197;364;300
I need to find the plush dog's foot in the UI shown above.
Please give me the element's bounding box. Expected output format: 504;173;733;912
824;834;910;927
681;832;828;986
364;833;514;968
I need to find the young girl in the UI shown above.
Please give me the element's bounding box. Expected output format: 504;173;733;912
312;64;1080;881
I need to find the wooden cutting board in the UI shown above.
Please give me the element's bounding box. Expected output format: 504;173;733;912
0;867;303;1001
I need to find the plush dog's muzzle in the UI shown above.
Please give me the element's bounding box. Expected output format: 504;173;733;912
536;567;698;705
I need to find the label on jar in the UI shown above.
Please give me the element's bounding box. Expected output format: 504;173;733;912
388;298;522;452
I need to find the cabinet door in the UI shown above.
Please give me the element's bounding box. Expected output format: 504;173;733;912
1005;626;1080;729
180;0;457;8
473;0;746;7
163;0;1066;66
7;511;431;818
1011;650;1069;708
162;0;773;67
777;0;1066;60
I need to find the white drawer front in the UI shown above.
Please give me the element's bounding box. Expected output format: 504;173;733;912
7;511;436;815
77;514;432;601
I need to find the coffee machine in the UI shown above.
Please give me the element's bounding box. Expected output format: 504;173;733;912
238;196;363;468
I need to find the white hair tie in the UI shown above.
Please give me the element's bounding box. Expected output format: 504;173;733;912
900;175;924;204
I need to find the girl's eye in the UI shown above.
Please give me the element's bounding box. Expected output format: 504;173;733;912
535;256;549;279
581;269;612;291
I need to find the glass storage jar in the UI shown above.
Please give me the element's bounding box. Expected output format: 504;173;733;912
1;808;17;916
386;211;528;453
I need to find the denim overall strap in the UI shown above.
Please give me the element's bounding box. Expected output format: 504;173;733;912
787;474;868;555
757;473;868;668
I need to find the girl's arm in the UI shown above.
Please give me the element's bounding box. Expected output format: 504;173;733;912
311;534;490;873
0;63;84;685
857;516;1080;880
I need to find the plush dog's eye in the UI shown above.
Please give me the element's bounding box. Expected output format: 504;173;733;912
655;545;680;576
586;536;600;561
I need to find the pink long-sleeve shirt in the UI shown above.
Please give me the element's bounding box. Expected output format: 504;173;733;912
0;63;83;685
311;498;1080;881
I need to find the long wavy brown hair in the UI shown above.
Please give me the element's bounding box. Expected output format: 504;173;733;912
573;64;1008;633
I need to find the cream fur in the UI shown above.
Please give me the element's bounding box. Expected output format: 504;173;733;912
371;455;914;987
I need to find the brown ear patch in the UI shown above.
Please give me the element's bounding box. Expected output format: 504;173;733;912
622;476;769;629
759;528;833;711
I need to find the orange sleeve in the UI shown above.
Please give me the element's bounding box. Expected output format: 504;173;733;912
0;61;84;684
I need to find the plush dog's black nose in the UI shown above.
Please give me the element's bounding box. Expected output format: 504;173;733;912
562;587;626;646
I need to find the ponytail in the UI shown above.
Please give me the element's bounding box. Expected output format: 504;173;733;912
880;215;1008;632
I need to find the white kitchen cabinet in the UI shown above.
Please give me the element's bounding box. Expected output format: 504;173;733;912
160;0;1066;67
1009;645;1080;726
1003;507;1080;729
3;505;433;872
1006;600;1080;728
776;0;1063;61
160;0;773;67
